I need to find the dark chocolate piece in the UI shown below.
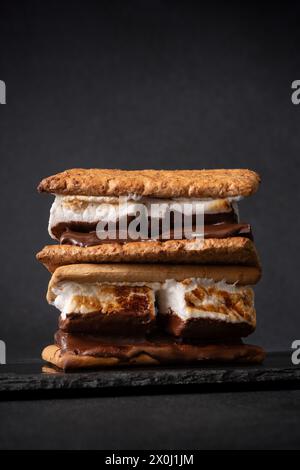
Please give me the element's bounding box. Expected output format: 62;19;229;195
59;309;156;335
158;312;254;340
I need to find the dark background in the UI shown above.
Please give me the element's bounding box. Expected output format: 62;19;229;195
1;0;300;361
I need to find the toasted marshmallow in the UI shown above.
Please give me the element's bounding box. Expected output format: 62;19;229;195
52;281;158;319
51;277;254;327
157;279;255;326
48;194;241;239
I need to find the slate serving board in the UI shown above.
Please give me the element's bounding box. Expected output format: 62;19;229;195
0;352;299;398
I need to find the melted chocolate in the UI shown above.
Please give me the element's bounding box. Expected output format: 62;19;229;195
52;210;238;240
55;330;246;363
60;223;253;247
204;223;252;239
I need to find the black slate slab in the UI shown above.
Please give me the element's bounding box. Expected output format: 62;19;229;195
0;352;299;398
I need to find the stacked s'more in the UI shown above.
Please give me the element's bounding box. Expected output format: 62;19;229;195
37;169;265;370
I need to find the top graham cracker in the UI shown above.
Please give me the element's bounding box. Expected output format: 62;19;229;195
37;168;260;199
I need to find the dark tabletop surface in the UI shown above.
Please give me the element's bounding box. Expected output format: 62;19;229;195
1;352;299;395
1;388;300;450
1;352;300;449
